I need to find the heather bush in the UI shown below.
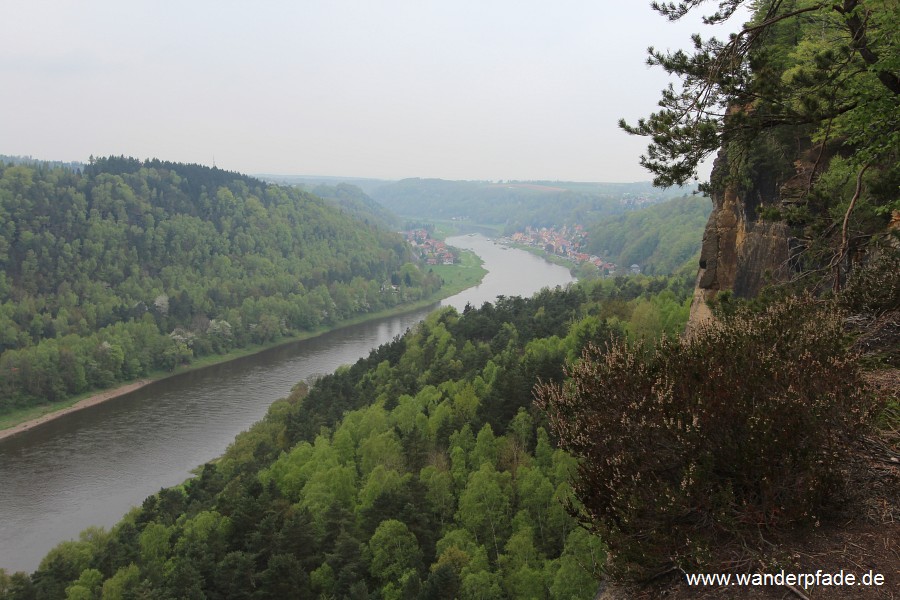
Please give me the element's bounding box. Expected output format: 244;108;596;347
840;247;900;368
839;246;900;316
536;295;875;581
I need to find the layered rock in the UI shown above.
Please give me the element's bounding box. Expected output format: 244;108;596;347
686;154;796;334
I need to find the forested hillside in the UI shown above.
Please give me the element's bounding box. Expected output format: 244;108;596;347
4;0;894;594
0;276;694;599
0;155;85;173
310;183;399;230
0;157;441;415
585;195;711;275
368;178;687;231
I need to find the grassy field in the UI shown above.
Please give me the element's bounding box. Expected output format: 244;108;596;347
428;247;486;292
427;220;505;239
0;253;487;433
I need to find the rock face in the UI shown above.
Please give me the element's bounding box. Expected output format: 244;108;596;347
686;154;795;334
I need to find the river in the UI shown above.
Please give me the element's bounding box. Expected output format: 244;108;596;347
0;234;575;574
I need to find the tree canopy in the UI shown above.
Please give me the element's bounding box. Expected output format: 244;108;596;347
1;276;696;599
0;157;442;414
622;0;898;296
621;0;898;189
585;194;711;275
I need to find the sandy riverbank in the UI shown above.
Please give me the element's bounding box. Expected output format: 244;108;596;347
0;379;154;442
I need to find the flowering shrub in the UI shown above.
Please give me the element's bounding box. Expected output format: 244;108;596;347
536;295;875;580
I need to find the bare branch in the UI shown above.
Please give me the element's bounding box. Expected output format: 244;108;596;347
832;163;870;292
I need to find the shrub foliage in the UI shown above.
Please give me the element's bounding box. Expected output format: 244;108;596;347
536;295;875;580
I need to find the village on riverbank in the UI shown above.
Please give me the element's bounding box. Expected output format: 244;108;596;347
403;229;459;265
503;225;640;277
404;224;644;278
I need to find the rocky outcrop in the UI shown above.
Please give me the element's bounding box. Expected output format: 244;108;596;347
686;155;796;334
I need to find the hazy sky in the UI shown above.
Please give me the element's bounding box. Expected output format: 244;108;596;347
2;1;746;182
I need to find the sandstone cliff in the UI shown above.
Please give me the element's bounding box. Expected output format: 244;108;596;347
686;152;798;334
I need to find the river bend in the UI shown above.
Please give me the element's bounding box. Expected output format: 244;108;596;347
0;234;574;573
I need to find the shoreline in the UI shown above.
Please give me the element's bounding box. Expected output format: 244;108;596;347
0;301;432;442
0;379;154;442
0;302;437;443
0;248;488;442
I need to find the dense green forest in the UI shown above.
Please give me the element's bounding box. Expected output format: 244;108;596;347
0;155;85;173
307;184;399;231
0;157;443;416
4;0;895;595
584;194;711;275
0;276;695;599
367;179;689;232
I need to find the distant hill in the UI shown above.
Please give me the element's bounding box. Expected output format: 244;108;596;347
585;194;712;275
310;183;400;230
257;174;391;197
256;177;401;228
0;154;84;172
368;178;691;231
